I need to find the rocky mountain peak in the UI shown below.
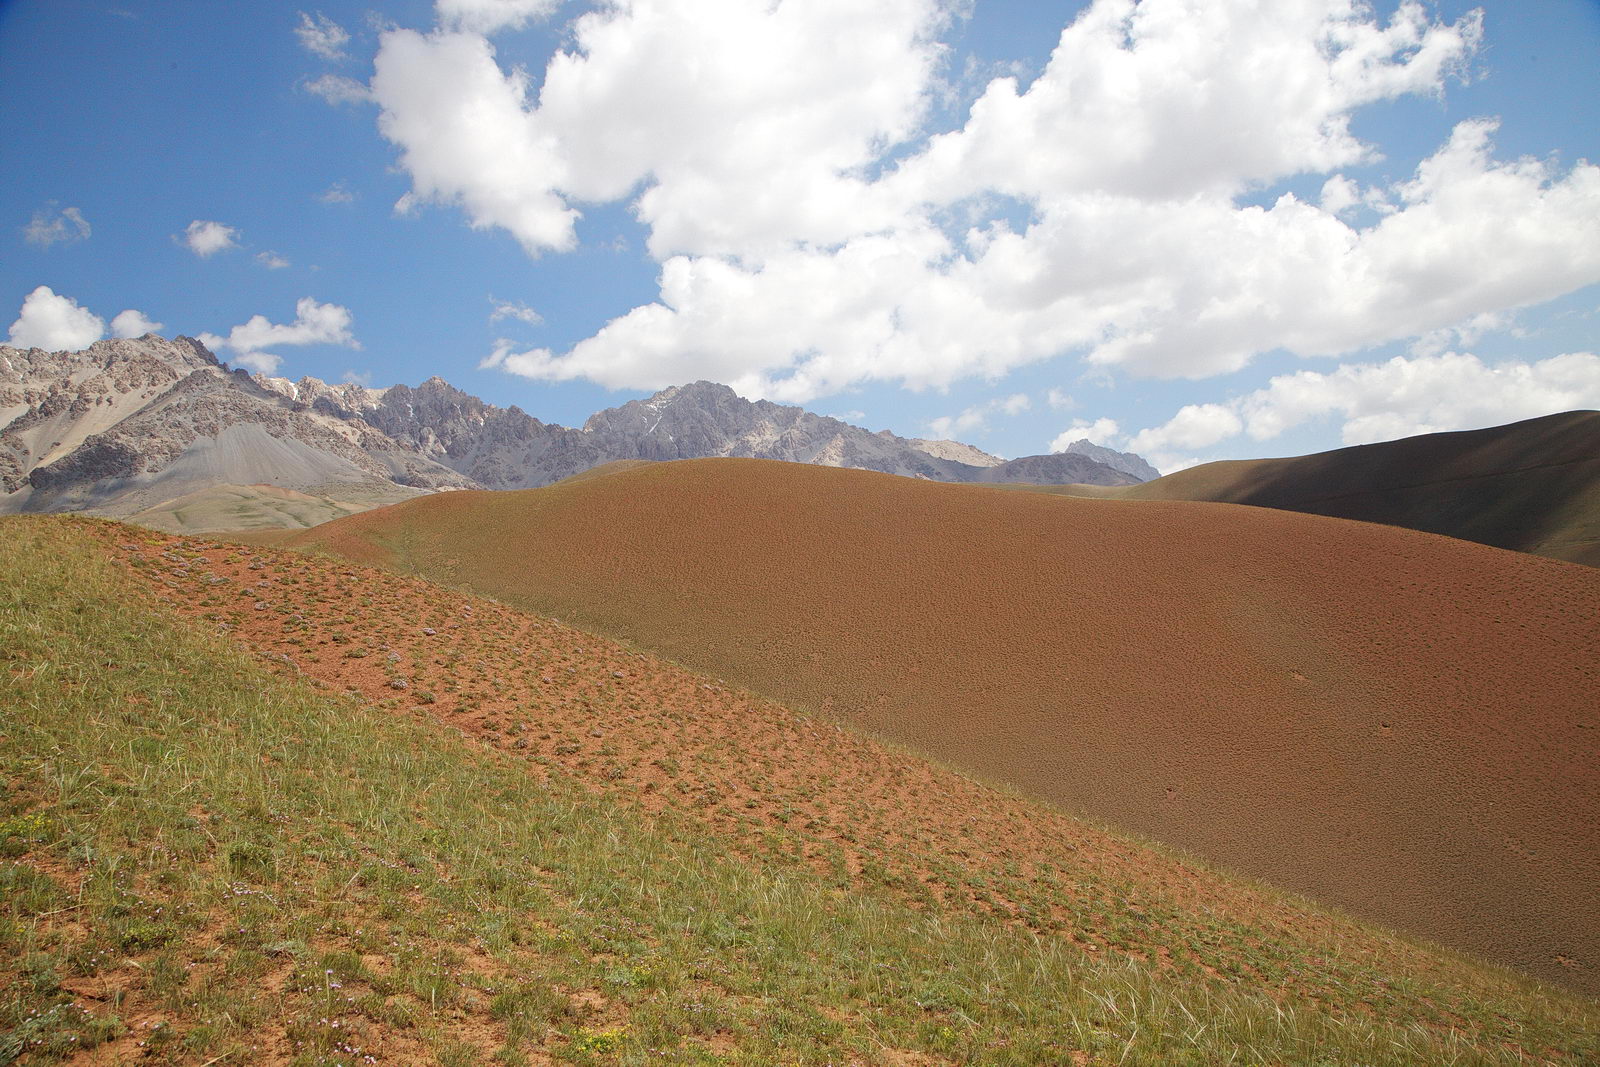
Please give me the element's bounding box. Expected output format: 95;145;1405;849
669;380;739;402
1060;439;1160;481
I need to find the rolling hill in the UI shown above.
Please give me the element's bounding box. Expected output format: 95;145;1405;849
284;458;1600;996
3;514;1597;1063
1060;411;1600;567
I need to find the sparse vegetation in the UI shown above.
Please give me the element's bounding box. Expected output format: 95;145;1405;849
1;513;1597;1064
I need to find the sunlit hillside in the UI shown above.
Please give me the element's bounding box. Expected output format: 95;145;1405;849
2;515;1597;1064
285;458;1600;996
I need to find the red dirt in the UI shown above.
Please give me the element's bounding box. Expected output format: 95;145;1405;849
91;524;1560;1034
280;457;1600;995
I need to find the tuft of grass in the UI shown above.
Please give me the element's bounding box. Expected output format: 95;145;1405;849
0;514;1595;1064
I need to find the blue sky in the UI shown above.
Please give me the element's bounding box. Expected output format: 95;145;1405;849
2;0;1597;471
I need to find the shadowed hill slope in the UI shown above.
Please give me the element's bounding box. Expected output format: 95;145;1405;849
286;458;1600;995
1077;411;1600;566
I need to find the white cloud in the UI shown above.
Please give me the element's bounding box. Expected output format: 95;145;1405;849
181;220;239;258
1127;404;1244;455
1122;351;1600;470
1048;417;1120;453
200;297;360;375
928;392;1030;439
435;0;560;35
319;181;356;204
370;0;1600;404
256;251;291;270
489;297;542;325
372;30;578;255
7;286;105;351
303;73;374;105
296;11;350;60
110;309;163;338
372;0;947;258
927;409;985;440
1046;388;1074;410
479;340;536;371
1408;310;1510;359
23;204;90;248
895;0;1481;206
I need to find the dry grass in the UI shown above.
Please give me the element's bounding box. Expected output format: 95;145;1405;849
282;457;1600;996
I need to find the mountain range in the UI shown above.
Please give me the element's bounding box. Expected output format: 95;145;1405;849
0;334;1150;530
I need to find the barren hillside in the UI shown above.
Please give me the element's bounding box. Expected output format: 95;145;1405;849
1056;411;1600;567
287;458;1600;994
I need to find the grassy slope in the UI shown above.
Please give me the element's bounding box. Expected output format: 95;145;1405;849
280;458;1600;997
0;517;1595;1064
1046;411;1600;568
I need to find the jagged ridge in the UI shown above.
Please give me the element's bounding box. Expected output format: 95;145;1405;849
1;335;1149;529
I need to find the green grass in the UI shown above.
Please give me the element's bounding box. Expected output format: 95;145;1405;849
0;514;1596;1064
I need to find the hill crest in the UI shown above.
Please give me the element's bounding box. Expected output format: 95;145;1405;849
1100;410;1600;567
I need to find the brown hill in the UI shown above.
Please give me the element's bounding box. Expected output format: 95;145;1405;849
1081;411;1600;567
285;458;1600;995
9;515;1597;1063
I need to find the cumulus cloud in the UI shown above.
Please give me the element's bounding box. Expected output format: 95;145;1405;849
373;30;577;254
489;297;543;325
256;251;290;270
110;309;163;338
7;286;105;351
319;181;356;204
1127;404;1245;454
303;73;374;105
896;0;1481;206
199;297;360;374
371;0;1600;403
928;393;1031;440
1121;351;1600;470
435;0;560;35
181;220;239;258
296;11;350;60
372;0;947;258
23;204;91;248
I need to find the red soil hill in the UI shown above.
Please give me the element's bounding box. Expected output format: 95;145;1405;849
286;458;1600;994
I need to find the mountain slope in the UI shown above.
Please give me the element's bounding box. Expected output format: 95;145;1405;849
1080;412;1600;566
0;335;473;522
4;514;1597;1063
1058;438;1162;481
271;374;1144;490
285;458;1600;995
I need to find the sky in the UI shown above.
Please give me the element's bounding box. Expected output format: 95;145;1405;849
2;0;1598;472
